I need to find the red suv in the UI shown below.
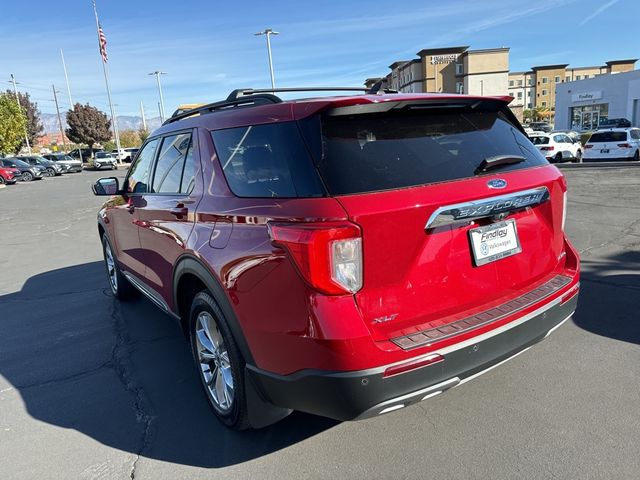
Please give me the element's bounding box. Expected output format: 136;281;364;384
0;165;21;185
93;88;580;430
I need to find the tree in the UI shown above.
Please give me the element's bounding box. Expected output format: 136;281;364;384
119;129;141;148
138;127;150;143
0;93;27;155
4;90;44;148
66;103;111;152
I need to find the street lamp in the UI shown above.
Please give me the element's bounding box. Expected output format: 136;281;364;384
254;28;279;91
148;71;167;122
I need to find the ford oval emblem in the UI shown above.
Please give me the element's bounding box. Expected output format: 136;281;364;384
487;179;507;189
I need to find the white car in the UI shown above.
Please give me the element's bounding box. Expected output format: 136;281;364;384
111;148;138;162
529;133;582;163
93;152;118;170
583;128;640;161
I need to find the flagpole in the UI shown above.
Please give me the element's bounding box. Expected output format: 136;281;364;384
92;0;122;164
60;48;82;163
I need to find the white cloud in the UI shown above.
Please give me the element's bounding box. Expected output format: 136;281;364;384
579;0;620;25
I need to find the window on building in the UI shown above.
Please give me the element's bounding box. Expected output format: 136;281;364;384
456;63;463;75
542;77;548;84
542;89;547;96
541;101;547;107
528;78;534;85
576;75;581;80
554;75;561;83
566;76;571;82
509;80;514;87
456;82;464;94
518;80;523;87
527;103;532;109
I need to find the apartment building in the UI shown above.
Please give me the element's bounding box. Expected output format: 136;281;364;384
508;59;637;120
366;45;509;97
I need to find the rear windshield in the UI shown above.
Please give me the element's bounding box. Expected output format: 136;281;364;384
530;136;549;145
589;131;627;143
308;108;547;195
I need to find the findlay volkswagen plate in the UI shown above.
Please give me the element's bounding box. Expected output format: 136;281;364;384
469;219;522;266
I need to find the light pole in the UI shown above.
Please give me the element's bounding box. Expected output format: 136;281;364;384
149;71;167;122
254;28;279;91
9;74;32;154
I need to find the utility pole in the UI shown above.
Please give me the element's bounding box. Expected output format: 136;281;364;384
140;101;147;130
9;74;32;154
52;85;67;152
148;71;167;122
254;28;279;91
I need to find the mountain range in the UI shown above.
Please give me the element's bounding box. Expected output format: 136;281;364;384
40;113;162;134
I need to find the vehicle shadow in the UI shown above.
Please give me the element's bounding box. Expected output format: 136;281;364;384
572;250;640;345
0;262;336;468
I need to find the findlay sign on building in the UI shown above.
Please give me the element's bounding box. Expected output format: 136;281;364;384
571;90;603;102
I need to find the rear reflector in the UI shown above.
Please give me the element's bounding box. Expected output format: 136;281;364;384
561;282;580;304
540;146;555;151
585;145;593;149
383;354;444;378
617;143;631;148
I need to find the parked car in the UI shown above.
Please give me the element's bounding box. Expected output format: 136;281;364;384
529;121;552;133
90;152;118;170
93;88;580;430
0;158;45;181
67;148;102;162
583;128;640;161
551;130;582;144
111;148;138;163
0;166;21;185
529;133;582;162
16;155;64;177
42;154;83;173
597;118;631;129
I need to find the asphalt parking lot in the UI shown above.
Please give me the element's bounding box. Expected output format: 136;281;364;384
1;167;639;480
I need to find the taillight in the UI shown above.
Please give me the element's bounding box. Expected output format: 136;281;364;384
584;144;593;149
540;146;555;151
561;190;567;231
269;222;363;295
617;143;631;148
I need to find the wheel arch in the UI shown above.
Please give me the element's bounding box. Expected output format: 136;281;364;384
173;255;255;365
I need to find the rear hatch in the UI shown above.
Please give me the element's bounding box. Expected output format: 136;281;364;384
586;130;629;157
301;98;567;341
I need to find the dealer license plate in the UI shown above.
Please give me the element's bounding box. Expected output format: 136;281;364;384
469;219;522;266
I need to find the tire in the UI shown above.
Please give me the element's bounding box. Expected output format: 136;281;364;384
46;168;55;177
554;153;563;163
101;234;137;300
633;150;639;161
0;176;4;185
21;171;33;182
189;291;250;430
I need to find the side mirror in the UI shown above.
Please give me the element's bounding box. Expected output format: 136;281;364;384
92;177;120;196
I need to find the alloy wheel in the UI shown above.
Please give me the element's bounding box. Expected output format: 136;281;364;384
104;241;118;294
22;172;33;182
195;311;234;412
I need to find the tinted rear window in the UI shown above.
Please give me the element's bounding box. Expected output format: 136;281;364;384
530;136;549;145
589;132;628;143
211;122;324;198
306;108;547;195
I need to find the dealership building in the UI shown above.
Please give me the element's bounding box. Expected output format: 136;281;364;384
554;69;640;131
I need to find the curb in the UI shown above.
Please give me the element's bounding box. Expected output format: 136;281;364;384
556;161;640;169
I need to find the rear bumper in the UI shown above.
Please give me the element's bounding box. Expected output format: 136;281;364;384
247;292;578;421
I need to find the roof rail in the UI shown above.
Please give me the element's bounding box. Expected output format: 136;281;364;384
164;85;398;125
163;94;282;125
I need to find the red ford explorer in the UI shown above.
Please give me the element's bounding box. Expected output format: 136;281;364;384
93;88;580;430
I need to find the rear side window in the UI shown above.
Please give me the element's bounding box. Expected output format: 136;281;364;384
152;132;193;193
211;122;324;198
308;109;547;195
589;132;627;143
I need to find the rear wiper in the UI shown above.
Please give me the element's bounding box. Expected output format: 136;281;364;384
474;155;526;175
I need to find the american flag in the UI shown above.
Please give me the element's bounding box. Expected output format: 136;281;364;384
98;23;108;63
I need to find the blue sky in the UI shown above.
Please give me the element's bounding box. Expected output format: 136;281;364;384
2;0;638;117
